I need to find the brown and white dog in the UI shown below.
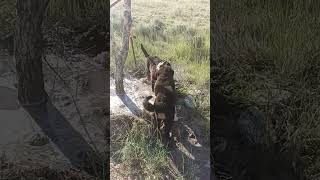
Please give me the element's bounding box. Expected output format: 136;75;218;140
143;63;176;143
140;44;171;92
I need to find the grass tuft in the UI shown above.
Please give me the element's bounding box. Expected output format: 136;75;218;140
120;121;170;179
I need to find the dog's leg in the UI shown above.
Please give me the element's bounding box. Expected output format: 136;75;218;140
147;61;151;81
157;115;165;142
152;81;155;92
161;123;169;145
147;71;151;81
174;106;178;121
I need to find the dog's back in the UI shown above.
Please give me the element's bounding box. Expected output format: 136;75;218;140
141;44;170;91
155;64;175;96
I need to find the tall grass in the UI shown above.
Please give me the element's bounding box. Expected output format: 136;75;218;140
0;0;109;37
0;0;15;37
214;0;320;178
47;0;109;28
120;121;172;179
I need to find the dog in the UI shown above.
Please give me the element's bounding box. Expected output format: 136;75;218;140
140;44;171;92
143;63;176;143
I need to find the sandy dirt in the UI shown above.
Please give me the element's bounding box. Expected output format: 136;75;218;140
0;51;107;177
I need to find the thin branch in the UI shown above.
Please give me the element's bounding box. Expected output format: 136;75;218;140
111;0;121;8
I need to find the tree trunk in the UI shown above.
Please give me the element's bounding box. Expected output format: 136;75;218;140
115;0;132;95
15;0;49;106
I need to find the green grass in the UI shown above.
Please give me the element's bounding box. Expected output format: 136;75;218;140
214;0;320;178
47;0;109;28
0;0;15;37
111;116;184;179
0;0;109;37
120;121;172;179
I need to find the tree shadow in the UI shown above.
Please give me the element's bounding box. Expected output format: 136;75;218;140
24;99;105;177
118;93;142;117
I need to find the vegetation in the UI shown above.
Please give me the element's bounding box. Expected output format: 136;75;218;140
214;0;320;178
115;118;175;179
0;0;109;56
0;0;15;37
111;0;210;178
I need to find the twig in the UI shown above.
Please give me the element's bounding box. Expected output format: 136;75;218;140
130;36;137;67
111;0;121;8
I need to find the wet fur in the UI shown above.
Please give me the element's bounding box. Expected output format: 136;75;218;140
143;64;176;142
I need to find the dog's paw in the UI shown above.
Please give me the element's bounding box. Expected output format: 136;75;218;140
141;77;149;83
142;78;152;85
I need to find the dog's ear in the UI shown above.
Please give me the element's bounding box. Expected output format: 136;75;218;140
164;67;172;76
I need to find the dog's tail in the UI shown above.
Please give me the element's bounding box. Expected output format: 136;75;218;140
143;96;154;112
141;44;149;57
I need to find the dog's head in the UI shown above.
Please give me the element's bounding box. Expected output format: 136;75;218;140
156;62;174;78
156;61;171;71
149;56;163;66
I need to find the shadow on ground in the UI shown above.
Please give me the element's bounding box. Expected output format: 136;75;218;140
24;99;105;178
118;93;142;117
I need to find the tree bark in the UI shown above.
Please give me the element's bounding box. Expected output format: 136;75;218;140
115;0;132;95
15;0;49;106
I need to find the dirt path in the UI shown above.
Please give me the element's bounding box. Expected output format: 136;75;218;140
110;75;210;179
